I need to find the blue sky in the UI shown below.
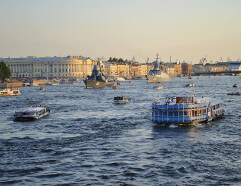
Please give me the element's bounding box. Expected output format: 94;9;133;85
1;0;241;63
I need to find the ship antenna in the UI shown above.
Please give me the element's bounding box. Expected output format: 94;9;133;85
146;57;149;64
156;53;159;61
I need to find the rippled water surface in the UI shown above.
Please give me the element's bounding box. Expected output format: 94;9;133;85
0;76;241;185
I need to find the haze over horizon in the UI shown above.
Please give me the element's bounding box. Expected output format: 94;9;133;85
1;0;241;64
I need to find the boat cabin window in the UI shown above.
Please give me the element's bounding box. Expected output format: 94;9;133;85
114;97;123;100
15;111;22;116
176;96;194;104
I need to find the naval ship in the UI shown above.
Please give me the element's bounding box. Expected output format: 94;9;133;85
83;63;114;88
147;55;171;83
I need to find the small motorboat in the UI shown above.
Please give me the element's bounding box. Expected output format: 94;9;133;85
185;82;196;87
154;85;164;90
40;87;45;90
227;92;240;95
233;83;237;88
114;96;131;104
14;105;50;121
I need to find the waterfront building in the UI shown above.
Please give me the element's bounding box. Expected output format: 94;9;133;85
117;64;130;78
139;64;151;77
2;56;95;79
182;63;193;75
174;63;183;76
228;62;241;71
162;63;176;77
130;63;140;77
104;63;118;76
210;64;228;72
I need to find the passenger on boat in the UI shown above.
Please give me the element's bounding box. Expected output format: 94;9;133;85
166;98;171;104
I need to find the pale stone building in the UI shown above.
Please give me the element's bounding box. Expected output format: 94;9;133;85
104;63;118;76
2;56;95;79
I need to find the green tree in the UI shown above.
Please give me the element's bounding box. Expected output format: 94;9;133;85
118;58;124;63
0;61;11;82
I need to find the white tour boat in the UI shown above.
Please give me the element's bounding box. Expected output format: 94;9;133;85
14;105;50;121
0;88;21;97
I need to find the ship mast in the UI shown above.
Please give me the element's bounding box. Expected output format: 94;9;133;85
155;53;159;62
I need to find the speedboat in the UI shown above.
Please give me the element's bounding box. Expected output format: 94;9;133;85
227;92;240;95
233;83;237;88
185;82;196;87
152;95;224;125
14;105;50;121
114;96;131;104
154;85;164;89
0;88;21;97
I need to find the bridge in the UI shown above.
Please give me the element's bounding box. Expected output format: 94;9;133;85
192;70;241;76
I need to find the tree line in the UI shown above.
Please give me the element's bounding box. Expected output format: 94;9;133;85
108;57;133;65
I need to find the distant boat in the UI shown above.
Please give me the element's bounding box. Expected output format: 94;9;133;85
83;64;114;88
227;92;240;95
114;96;131;104
0;88;21;97
154;85;164;89
73;81;80;84
185;82;196;87
233;83;237;88
147;55;171;83
114;76;125;82
22;83;30;87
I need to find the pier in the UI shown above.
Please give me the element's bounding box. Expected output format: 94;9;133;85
193;70;241;76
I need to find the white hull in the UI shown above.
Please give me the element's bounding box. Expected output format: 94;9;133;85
147;73;171;83
0;88;21;97
114;100;129;104
14;105;50;121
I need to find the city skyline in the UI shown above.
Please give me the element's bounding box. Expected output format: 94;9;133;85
1;0;241;63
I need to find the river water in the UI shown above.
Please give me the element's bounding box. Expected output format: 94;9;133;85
0;76;240;185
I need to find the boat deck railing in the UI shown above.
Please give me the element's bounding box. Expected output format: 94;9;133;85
152;101;209;123
153;101;208;109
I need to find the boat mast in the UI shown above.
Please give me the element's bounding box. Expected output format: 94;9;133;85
155;53;159;62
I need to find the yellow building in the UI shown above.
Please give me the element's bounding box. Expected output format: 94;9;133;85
117;64;130;78
131;64;140;77
139;64;150;76
105;63;118;76
3;56;95;79
210;65;228;72
163;63;176;77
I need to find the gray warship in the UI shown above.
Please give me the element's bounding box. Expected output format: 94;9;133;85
83;64;114;88
147;55;171;83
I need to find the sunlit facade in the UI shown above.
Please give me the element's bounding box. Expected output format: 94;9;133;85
2;56;95;79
